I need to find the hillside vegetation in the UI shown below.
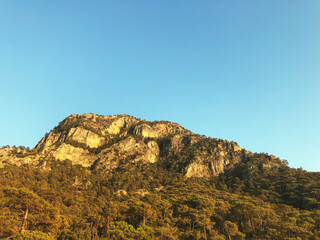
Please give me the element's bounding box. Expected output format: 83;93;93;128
0;113;319;239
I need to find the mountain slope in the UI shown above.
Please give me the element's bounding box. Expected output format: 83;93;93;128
1;113;254;177
0;113;319;239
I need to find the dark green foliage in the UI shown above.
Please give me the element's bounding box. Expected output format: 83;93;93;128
0;157;319;239
9;114;320;239
216;153;320;210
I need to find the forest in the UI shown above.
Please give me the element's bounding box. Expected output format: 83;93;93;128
0;153;319;240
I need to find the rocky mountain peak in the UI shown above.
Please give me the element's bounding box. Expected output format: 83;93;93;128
0;113;279;177
29;114;192;170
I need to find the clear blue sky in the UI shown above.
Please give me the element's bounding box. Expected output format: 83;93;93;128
0;1;319;171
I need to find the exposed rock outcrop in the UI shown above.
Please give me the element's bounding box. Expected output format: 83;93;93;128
0;147;37;167
51;143;94;167
133;124;158;138
0;113;258;178
92;136;159;171
67;127;105;148
183;140;245;177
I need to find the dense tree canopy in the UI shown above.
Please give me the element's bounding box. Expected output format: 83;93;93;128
0;156;319;239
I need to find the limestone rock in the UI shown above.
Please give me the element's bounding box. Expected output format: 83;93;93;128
51;143;94;167
152;122;188;138
0;147;39;167
92;136;159;171
115;190;127;196
133;124;158;138
67;127;105;148
102;116;131;135
134;189;150;196
186;161;211;178
1;113;254;179
184;141;244;178
261;161;281;171
35;132;61;152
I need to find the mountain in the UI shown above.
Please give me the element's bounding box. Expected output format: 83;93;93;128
1;113;257;177
0;113;319;240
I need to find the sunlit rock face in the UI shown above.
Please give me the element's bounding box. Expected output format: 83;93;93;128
182;140;245;178
31;114;166;169
0;147;36;168
66;127;105;148
133;124;159;138
51;143;94;167
1;113;261;178
91;136;160;171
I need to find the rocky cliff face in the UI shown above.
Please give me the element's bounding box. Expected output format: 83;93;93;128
0;147;34;168
0;113;254;177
